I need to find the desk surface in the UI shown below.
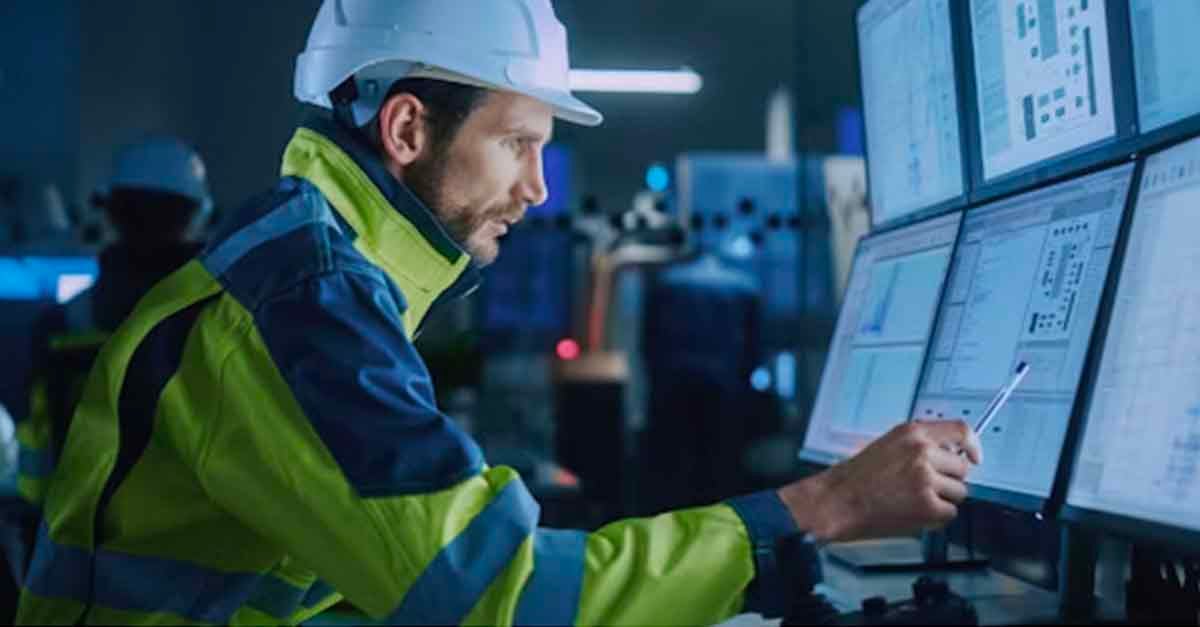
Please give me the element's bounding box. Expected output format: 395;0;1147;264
822;552;1061;624
720;547;1065;627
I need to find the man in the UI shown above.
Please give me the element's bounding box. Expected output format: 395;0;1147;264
17;2;982;625
17;136;211;506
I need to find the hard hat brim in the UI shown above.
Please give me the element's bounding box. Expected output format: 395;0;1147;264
531;87;603;127
297;53;604;127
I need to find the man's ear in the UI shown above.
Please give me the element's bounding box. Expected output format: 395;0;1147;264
377;93;429;169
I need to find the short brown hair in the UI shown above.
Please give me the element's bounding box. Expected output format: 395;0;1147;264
363;78;489;152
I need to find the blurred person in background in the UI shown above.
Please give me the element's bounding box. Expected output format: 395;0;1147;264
16;136;211;507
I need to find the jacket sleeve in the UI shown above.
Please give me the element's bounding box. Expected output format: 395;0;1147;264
199;268;806;625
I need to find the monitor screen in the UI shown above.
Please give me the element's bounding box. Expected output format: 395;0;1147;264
912;163;1134;504
802;212;961;464
0;256;97;303
1066;137;1200;536
859;0;966;226
1129;0;1200;134
0;258;42;301
970;0;1118;181
481;228;572;339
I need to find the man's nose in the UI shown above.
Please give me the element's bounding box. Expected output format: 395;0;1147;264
520;150;549;207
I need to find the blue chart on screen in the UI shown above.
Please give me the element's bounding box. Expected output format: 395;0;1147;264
859;0;964;224
859;250;951;342
971;0;1117;180
1067;137;1200;534
1129;0;1200;133
913;163;1133;501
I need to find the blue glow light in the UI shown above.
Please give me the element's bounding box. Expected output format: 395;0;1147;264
0;259;40;300
776;352;797;399
750;367;772;392
0;256;98;301
645;164;670;192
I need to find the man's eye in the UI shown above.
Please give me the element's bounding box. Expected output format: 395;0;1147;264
507;138;534;153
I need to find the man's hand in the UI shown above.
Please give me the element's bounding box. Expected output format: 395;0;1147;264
779;420;983;543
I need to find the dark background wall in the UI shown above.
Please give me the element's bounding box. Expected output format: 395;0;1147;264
0;1;81;200
0;1;859;216
555;0;861;211
76;0;321;215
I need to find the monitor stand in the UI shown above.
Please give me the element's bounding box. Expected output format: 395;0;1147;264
826;530;990;573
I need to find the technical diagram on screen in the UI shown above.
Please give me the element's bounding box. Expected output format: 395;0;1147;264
859;0;966;225
1129;0;1200;134
911;162;1133;505
801;212;961;464
1067;136;1200;538
971;0;1118;180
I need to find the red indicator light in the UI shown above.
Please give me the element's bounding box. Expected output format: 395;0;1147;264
556;338;581;361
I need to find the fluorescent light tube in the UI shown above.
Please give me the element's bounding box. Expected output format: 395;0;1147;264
568;69;703;94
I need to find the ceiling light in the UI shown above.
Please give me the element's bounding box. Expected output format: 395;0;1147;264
568;69;703;94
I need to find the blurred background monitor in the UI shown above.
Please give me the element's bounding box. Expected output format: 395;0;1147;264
0;256;96;304
479;144;575;350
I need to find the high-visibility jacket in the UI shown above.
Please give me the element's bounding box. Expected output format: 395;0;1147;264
17;117;813;626
18;242;203;507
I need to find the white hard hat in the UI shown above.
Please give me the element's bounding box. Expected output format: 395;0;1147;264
109;136;213;213
295;0;603;128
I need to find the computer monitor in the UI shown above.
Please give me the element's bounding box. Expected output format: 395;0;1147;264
0;255;97;303
1129;0;1200;135
1064;136;1200;550
912;162;1135;511
0;257;42;301
859;0;967;227
480;227;573;343
970;0;1119;182
801;212;962;465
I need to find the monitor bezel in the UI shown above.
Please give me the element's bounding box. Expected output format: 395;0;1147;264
910;157;1142;515
962;0;1141;205
798;209;965;467
1130;111;1200;162
1060;131;1200;554
856;0;973;231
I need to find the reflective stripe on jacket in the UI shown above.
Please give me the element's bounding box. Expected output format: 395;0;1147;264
17;117;803;625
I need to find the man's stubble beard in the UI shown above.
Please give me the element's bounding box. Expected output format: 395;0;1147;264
406;147;469;245
408;146;519;264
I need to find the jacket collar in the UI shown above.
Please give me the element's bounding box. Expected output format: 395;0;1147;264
280;116;481;334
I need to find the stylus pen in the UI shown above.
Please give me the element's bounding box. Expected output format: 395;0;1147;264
973;361;1031;435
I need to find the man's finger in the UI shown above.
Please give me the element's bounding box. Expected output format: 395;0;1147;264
933;474;968;504
928;445;971;481
920;420;983;465
923;489;959;526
